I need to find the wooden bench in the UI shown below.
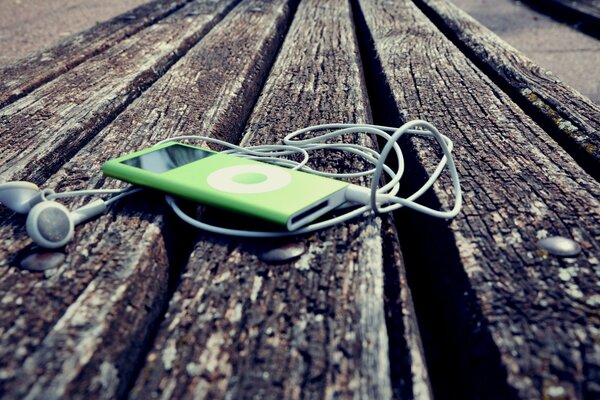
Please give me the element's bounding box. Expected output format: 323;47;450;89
1;0;598;398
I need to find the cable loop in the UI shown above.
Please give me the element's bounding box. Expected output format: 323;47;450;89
39;121;461;238
157;120;462;236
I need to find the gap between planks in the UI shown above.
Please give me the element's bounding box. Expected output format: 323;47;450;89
129;0;428;398
354;0;600;398
0;0;297;398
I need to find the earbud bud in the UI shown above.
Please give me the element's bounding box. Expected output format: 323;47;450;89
1;181;132;249
26;199;108;249
0;181;46;214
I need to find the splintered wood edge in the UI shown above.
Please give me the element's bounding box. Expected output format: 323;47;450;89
0;0;298;398
130;0;430;398
358;0;600;398
0;0;193;109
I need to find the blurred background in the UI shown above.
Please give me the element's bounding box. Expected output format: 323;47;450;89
0;0;147;63
452;0;599;104
0;0;598;104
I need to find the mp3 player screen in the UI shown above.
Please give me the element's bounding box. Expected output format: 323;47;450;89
121;144;214;173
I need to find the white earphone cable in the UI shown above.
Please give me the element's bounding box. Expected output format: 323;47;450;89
31;120;461;239
157;120;462;236
44;187;141;205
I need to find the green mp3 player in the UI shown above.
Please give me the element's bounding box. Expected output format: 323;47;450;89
102;142;349;230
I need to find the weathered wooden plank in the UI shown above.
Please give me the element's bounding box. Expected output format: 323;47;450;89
130;0;430;398
0;0;239;186
412;0;600;181
0;0;192;109
356;0;600;398
0;0;298;398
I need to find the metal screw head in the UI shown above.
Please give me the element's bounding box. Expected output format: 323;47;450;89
258;242;306;264
537;236;582;257
19;251;66;271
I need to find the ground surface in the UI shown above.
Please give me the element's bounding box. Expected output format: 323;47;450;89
0;0;148;65
0;0;598;104
453;0;600;103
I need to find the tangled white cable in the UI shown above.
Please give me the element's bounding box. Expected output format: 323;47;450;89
156;119;462;237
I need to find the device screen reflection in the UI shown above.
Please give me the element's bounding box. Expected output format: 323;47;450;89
122;144;213;173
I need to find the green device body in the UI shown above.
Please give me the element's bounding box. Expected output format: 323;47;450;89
102;142;349;230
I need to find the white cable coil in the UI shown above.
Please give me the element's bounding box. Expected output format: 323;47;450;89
157;120;462;237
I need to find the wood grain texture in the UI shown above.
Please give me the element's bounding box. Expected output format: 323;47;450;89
0;0;239;186
413;0;600;180
0;0;297;398
356;0;600;398
130;0;430;398
0;0;191;109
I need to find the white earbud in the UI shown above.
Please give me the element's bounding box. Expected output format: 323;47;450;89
1;181;135;249
25;199;107;249
0;181;46;214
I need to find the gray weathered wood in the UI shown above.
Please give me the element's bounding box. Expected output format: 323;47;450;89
0;0;192;109
3;0;597;398
357;0;600;398
414;0;600;180
0;0;239;186
0;0;298;398
130;0;430;398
